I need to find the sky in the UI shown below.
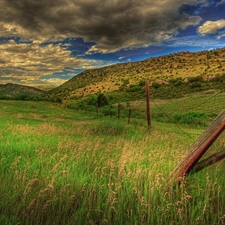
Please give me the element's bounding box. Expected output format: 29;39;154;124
1;0;225;87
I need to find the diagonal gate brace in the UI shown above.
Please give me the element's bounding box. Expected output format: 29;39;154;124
168;109;225;184
191;149;225;174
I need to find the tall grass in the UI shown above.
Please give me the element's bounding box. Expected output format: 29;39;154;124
0;101;225;224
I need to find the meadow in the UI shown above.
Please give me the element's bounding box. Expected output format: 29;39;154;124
1;98;225;225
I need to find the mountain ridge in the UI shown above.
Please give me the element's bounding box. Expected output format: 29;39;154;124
0;83;46;100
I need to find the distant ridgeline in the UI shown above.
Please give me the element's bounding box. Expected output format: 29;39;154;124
2;47;225;103
0;83;46;101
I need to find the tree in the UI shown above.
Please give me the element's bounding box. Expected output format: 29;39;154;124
97;93;108;107
55;97;62;104
14;94;29;100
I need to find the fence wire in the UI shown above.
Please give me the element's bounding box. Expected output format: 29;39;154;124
71;90;225;144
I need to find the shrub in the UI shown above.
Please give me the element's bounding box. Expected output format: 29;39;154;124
99;105;117;116
169;78;183;86
0;95;10;100
190;82;202;89
85;95;98;106
127;85;145;93
188;76;203;83
211;74;225;83
97;93;108;107
14;94;30;101
123;79;130;85
152;82;161;89
174;80;183;86
172;112;213;126
139;80;146;86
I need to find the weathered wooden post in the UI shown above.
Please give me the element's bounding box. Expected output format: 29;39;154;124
168;109;225;185
191;149;225;174
145;81;151;130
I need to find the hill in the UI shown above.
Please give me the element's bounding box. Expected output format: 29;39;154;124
0;83;46;100
34;85;57;91
47;47;225;102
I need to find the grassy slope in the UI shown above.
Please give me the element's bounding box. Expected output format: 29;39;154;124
48;47;225;101
0;83;46;99
1;98;225;224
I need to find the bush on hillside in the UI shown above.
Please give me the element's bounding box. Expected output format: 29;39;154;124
188;76;203;83
97;93;108;107
67;93;109;111
172;112;215;126
152;82;161;89
14;94;30;101
169;78;183;86
99;105;117;116
190;82;202;89
0;95;10;100
127;85;145;93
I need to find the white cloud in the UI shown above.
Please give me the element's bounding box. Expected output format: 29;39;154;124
40;78;67;86
217;34;225;39
85;45;108;54
165;35;225;48
217;0;225;6
0;40;99;85
198;19;225;35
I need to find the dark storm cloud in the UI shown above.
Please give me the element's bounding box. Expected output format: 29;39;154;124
0;0;205;52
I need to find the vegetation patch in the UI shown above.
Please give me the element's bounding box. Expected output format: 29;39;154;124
172;111;217;126
90;120;127;136
1;100;225;224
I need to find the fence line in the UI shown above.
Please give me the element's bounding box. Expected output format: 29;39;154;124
69;90;225;142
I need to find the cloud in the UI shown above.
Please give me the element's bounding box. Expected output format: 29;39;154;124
0;40;99;85
198;19;225;35
217;34;225;39
0;0;204;53
217;0;225;6
40;78;67;86
166;34;225;48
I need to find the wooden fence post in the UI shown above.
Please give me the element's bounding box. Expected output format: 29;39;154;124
191;149;225;174
168;109;225;185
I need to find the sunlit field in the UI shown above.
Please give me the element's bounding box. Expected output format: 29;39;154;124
1;100;225;225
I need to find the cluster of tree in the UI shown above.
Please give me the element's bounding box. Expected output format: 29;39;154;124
0;94;62;103
67;93;108;110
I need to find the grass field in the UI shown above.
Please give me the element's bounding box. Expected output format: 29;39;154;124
1;99;225;225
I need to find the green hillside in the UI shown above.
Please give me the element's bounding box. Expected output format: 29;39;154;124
0;83;46;100
47;47;225;102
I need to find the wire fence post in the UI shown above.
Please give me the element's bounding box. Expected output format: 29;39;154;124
146;80;151;130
